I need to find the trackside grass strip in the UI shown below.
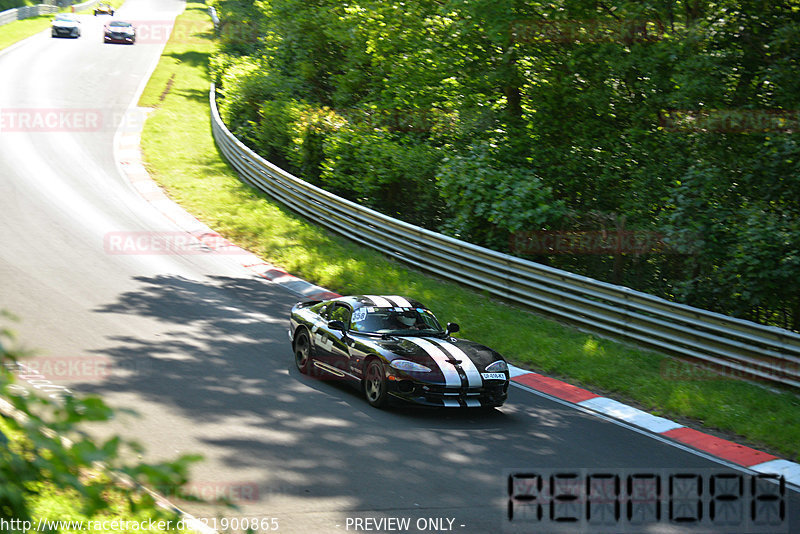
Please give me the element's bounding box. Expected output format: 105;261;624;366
0;14;52;50
138;0;800;460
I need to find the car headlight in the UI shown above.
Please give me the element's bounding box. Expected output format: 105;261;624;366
390;360;431;373
485;360;508;373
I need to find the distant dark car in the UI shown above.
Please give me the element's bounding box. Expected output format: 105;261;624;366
51;14;81;38
103;20;135;44
94;3;114;16
289;295;510;408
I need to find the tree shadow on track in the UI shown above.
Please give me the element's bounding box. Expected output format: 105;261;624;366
74;273;711;529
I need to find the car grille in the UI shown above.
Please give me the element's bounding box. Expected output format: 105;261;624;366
420;384;508;406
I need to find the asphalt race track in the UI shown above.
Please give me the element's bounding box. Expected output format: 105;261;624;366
1;1;797;532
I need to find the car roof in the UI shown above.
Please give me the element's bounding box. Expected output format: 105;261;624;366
329;295;427;310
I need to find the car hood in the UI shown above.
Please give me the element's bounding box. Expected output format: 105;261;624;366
53;21;79;28
361;335;505;385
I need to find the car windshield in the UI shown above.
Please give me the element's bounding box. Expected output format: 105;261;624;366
110;21;132;27
349;307;444;336
55;14;76;21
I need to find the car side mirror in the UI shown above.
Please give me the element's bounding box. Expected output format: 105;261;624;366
328;320;347;332
446;322;460;335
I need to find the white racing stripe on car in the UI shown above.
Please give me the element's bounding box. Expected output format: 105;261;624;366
403;338;462;387
385;295;413;307
428;339;483;387
364;295;393;307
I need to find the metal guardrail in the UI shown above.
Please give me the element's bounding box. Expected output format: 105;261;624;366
0;9;16;26
0;3;58;28
207;6;218;33
209;84;800;389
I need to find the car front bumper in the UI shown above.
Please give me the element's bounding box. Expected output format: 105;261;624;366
104;33;134;43
52;28;79;37
387;379;509;408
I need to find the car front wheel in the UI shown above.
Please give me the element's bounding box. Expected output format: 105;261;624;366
364;359;389;408
294;330;312;374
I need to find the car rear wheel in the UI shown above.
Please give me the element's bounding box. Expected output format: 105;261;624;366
294;330;312;374
364;360;389;408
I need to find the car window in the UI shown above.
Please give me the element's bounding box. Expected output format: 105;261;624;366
329;304;351;325
310;302;328;318
350;307;443;335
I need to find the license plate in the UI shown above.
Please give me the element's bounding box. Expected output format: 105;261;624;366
481;372;506;381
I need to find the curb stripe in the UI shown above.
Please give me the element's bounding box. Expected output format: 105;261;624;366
578;397;683;434
512;373;600;404
661;427;779;467
751;459;800;481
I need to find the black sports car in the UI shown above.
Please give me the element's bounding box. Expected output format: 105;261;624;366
289;295;510;408
104;20;136;44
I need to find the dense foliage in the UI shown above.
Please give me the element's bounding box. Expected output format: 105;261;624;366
0;0;33;11
209;0;800;331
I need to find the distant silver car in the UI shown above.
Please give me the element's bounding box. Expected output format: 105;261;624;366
51;14;81;39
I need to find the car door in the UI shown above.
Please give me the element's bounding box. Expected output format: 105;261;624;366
312;302;353;379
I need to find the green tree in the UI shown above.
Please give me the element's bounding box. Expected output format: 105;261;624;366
210;0;800;330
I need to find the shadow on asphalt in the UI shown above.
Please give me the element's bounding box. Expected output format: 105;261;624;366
73;273;799;530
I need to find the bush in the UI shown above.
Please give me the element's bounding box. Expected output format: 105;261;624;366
437;144;568;251
0;1;33;12
320;124;445;227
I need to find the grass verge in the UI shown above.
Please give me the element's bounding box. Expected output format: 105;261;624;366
0;14;51;50
138;0;800;460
